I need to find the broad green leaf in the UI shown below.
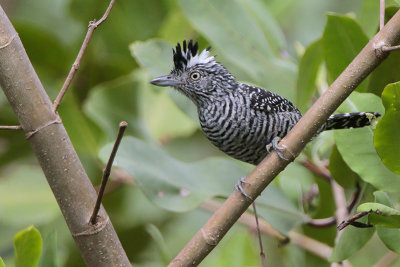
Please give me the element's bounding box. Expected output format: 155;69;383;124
357;202;400;228
374;82;400;174
130;39;198;121
99;137;307;233
0;166;59;226
334;92;400;192
135;71;198;141
357;0;379;37
237;0;287;54
84;73;150;141
0;257;4;267
322;14;369;91
296;39;323;113
207;231;258;267
374;191;400;253
178;0;297;100
38;232;57;267
14;226;43;267
377;226;400;253
145;224;170;265
329;220;374;262
328;145;358;188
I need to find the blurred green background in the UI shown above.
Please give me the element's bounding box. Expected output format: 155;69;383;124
1;0;400;266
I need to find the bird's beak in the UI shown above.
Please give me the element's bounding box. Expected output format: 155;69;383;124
150;74;181;87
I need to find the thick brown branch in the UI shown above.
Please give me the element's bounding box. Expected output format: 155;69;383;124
53;0;116;112
0;4;130;266
169;10;400;266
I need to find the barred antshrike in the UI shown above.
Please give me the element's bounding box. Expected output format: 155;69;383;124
151;40;379;166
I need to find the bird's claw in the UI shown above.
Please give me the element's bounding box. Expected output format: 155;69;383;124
235;177;253;201
266;137;288;161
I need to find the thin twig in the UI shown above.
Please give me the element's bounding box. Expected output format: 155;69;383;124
302;160;331;182
0;125;22;130
382;45;400;52
347;183;361;212
90;121;127;224
380;0;385;30
337;211;372;231
252;202;266;267
53;0;116;112
308;217;336;227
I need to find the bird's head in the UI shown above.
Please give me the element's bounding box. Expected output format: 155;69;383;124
150;40;236;105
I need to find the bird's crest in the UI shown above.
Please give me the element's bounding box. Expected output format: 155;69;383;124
173;40;214;71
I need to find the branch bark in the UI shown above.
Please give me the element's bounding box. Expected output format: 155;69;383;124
169;10;400;266
0;5;130;266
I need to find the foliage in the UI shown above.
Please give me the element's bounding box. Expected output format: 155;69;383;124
1;0;400;266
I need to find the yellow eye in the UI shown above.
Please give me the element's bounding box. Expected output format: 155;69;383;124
190;71;201;80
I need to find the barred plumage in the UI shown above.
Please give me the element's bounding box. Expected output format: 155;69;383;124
151;40;380;165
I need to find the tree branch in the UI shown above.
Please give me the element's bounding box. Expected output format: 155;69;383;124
90;121;127;224
169;10;400;266
53;0;116;112
0;125;22;130
0;5;130;266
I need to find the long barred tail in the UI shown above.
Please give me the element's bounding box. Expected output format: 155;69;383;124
319;112;381;132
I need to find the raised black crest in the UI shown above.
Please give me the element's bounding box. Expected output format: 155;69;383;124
172;40;200;71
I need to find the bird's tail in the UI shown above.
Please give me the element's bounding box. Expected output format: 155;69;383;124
319;112;381;132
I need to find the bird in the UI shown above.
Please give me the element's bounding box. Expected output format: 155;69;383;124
151;40;380;167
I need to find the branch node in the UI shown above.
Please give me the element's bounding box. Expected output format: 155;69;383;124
73;215;110;237
0;32;17;50
200;228;218;246
374;41;390;59
25;117;62;139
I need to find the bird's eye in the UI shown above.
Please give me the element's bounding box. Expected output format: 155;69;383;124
190;71;201;81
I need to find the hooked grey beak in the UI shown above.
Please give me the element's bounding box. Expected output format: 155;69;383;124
150;74;181;87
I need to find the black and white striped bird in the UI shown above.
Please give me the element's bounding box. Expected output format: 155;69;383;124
150;40;380;165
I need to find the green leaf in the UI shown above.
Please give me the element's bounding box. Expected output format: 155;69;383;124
329;221;375;262
357;202;400;228
0;257;5;267
14;226;43;267
135;71;198;141
374;82;400;174
328;145;358;188
0;165;59;226
296;39;323;113
99;137;307;233
236;0;287;54
377;226;400;253
357;0;379;37
178;0;297;100
334;92;400;192
208;231;258;267
84;73;150;140
145;224;170;265
38;232;57;267
322;14;369;91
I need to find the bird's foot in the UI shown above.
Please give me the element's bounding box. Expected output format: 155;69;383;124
235;177;253;201
266;137;288;161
